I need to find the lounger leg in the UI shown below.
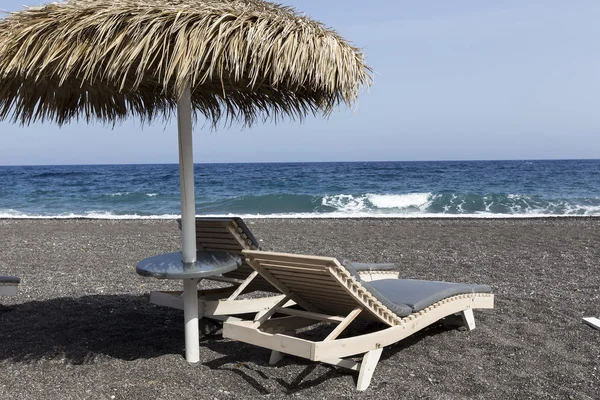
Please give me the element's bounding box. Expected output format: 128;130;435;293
269;329;295;365
461;309;476;331
269;350;284;365
356;348;383;391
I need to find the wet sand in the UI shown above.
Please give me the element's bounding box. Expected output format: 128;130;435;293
0;218;598;399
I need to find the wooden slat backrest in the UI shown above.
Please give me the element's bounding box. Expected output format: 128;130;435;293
178;218;275;293
242;250;402;326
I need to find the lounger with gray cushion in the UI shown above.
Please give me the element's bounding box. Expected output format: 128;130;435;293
0;275;20;297
223;250;494;390
150;217;400;318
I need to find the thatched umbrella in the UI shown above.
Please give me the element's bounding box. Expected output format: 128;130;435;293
0;0;371;362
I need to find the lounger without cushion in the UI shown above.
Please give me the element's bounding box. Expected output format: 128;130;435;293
150;217;283;319
150;217;398;319
223;250;494;391
0;275;20;297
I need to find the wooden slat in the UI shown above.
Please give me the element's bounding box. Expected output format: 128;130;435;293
271;284;342;296
254;295;294;326
296;290;357;301
284;290;354;303
246;258;321;313
267;269;339;281
197;234;253;247
201;243;247;251
290;298;357;310
244;255;334;268
227;271;259;301
227;223;255;250
244;250;334;265
273;307;345;322
268;269;336;280
196;237;244;245
195;227;232;233
297;301;359;313
257;263;330;275
252;259;329;271
194;220;233;227
268;274;339;288
288;285;353;301
197;227;249;237
195;228;233;234
325;308;363;341
195;232;239;239
268;275;349;291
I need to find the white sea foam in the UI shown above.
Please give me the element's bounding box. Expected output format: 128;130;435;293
367;193;431;210
146;193;158;197
0;210;179;219
0;209;30;218
321;194;369;213
321;193;432;214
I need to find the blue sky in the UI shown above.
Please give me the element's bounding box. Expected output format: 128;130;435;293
1;0;599;165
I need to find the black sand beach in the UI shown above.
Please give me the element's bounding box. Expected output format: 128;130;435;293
0;218;598;399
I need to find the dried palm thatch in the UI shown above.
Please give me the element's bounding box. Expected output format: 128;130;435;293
0;0;371;126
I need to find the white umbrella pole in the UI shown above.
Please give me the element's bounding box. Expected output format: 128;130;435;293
177;85;199;363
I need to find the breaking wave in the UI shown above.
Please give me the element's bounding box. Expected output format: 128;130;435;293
3;192;599;219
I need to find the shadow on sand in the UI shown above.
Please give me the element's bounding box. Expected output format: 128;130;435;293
0;295;195;364
1;295;457;393
201;320;457;394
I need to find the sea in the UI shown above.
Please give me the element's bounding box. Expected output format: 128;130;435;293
0;159;599;219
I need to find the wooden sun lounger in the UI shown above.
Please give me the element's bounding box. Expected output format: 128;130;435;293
150;217;398;319
0;275;20;297
223;250;494;390
149;217;289;319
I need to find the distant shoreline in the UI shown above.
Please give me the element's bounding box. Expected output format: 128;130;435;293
2;158;600;168
3;215;600;221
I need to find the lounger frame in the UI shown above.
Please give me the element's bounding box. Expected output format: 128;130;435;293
149;218;289;318
223;250;494;390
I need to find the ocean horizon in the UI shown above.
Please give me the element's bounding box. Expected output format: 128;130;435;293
1;159;599;219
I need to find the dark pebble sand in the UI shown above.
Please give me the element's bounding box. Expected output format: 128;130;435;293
0;218;598;399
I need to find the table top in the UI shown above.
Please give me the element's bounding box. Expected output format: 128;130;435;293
135;251;241;279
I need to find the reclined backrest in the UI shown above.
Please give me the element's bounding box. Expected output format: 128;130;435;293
178;217;276;292
242;249;403;326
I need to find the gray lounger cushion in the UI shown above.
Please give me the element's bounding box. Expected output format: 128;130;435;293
343;261;397;273
361;279;492;317
0;276;20;284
